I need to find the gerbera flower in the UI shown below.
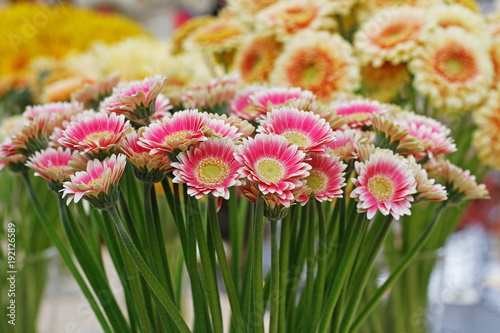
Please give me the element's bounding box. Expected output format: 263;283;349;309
171;15;216;54
184;16;247;52
138;109;208;159
24;101;83;131
283;98;347;130
72;73;121;110
42;77;95;104
256;0;337;39
360;62;410;103
406;155;447;203
271;31;360;102
350;149;417;220
207;114;255;139
59;112;130;159
354;7;430;67
473;93;500;168
331;98;390;129
10;114;50;157
297;153;347;205
0;138;26;172
235;133;311;206
151;94;173;121
426;158;489;203
325;129;365;162
172;137;242;203
26;147;76;191
203;114;243;140
409;28;493;113
235;33;284;83
61;154;127;208
101;74;166;125
396;112;456;159
257;107;336;156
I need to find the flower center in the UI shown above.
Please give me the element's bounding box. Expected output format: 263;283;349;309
87;175;103;186
434;43;478;82
195;157;229;186
282;130;310;147
83;131;113;145
367;174;395;202
255;158;285;183
306;171;327;192
276;5;317;31
165;130;188;142
374;21;416;48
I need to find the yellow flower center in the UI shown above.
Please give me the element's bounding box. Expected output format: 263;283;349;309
255;158;285;183
306;171;327;192
83;131;113;145
87;175;103;187
435;43;478;82
195;157;229;186
165;130;188;142
282;130;310;147
367;175;395;202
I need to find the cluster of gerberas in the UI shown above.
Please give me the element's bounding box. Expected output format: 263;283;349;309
0;73;489;221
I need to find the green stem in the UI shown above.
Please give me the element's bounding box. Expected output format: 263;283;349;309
304;200;316;328
253;192;265;333
269;220;279;333
278;207;293;332
21;172;112;333
106;205;191;333
349;203;447;333
311;199;328;330
207;195;245;333
228;187;241;293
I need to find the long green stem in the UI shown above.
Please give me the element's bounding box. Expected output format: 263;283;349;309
253;193;265;333
349;203;447;333
311;199;328;330
278;207;293;332
304;200;316;329
269;220;280;333
106;205;191;333
228;187;242;293
207;195;245;332
21;172;112;333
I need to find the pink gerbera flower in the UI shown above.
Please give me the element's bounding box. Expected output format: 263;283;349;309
10;114;50;157
171;137;242;203
118;128;172;183
249;87;316;120
61;154;127;208
59;112;130;158
24;102;83;130
235;133;311;206
325;129;364;162
332;98;389;129
26;147;76;190
258;107;336;156
396;113;457;159
297;153;347;205
102;74;166;124
350;150;417;220
0;138;26;172
138;109;208;158
204;116;242;140
151;93;173;121
228;85;266;120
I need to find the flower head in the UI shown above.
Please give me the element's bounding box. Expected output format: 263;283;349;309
59;112;130;159
72;73;121;110
204;114;243;140
409;27;493;113
26;147;76;191
61;154;127;208
258;107;336;155
473;93;500;168
118;128;171;183
271;31;360;102
102;75;166;124
235;133;311;207
172;137;242;203
297;153;347;205
331;98;389;129
351;150;417;220
0;138;26;172
10;114;50;157
406;156;447;203
184;17;247;52
326;129;365;162
150;94;173;121
138;109;208;158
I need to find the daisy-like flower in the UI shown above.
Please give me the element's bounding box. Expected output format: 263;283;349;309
426;4;490;46
283;98;347;130
59;112;130;159
0;115;25;142
406;156;447;203
426;158;489;204
235;133;311;207
184;16;247;53
24;102;83;132
72;73;121;110
101;74;166;125
271;31;360;102
371;114;425;160
151;94;173;121
409;28;493;113
332;98;390;129
42;77;94;103
138;109;208;159
172;137;242;204
209;114;255;139
171;15;216;54
473;93;500;168
256;0;337;39
350;149;417;220
360;62;410;102
61;154;127;208
10;114;50;157
396;112;456;159
235;33;284;83
204;113;243;140
325;129;365;163
118;128;171;183
297;153;347;205
258;107;336;156
26;147;76;191
233;86;316;121
354;7;430;67
0;138;26;172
